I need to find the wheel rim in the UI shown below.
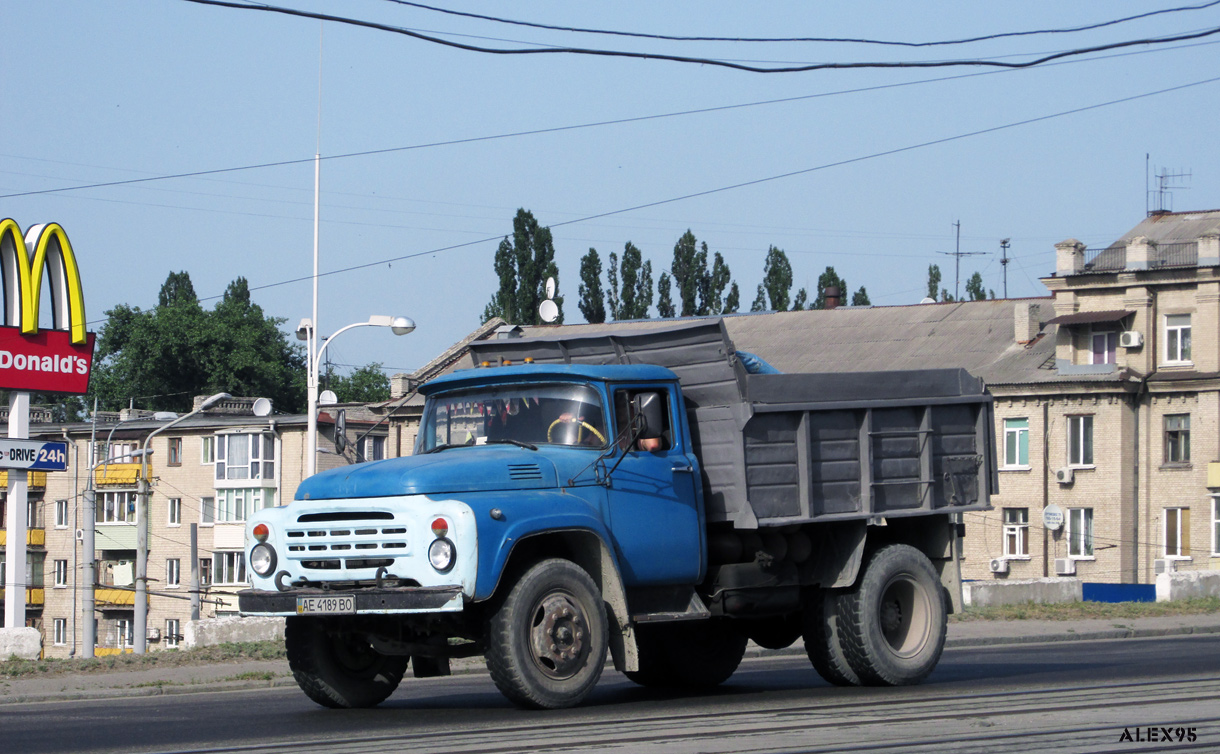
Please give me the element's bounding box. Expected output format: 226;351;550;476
877;572;932;659
528;590;590;679
330;633;381;673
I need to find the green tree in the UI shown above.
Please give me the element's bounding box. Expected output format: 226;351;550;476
325;362;390;403
577;248;606;324
761;246;795;311
964;272;993;301
750;284;768;312
792;288;808;311
723;282;741;313
482;209;563;324
657;271;676;318
610;242;654;320
851;286;871;306
670;230;706;316
607;250;621;320
926;265;943;301
814;266;847;309
88;272;306;413
707;252;734;314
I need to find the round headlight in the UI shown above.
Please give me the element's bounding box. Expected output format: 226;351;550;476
250;543;277;576
428;538;455;573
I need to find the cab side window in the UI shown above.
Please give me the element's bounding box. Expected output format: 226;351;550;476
613;388;673;452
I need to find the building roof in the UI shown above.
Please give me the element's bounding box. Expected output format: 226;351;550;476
1083;209;1220;272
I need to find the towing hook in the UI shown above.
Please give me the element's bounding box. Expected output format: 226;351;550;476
274;570;293;592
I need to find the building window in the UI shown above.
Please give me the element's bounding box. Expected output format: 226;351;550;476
168;497;181;526
96;441;138;465
1091;329;1117;365
1067;415;1094;467
358;435;386;463
1003;508;1029;557
1003;418;1029;468
200;496;215;525
1164;507;1191;559
166;619;181;649
1164;414;1190;464
54;499;69;528
1068;507;1094;558
53;618;67;646
215;488;276;523
213;552;246;585
1165;313;1192;363
97;491;137;524
215;433;275;481
167;437;182;466
166;558;181;588
201;436;215;465
115;619;134;649
54;559;68;587
199;558;213;586
1213;497;1220;556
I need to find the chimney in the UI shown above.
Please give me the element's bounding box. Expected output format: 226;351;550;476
1054;239;1086;275
1126;236;1154;270
824;286;841;310
1013;301;1042;344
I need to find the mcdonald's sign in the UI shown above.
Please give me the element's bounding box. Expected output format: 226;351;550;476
0;219;94;394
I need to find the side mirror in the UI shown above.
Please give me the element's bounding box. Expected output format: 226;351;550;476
631;392;664;439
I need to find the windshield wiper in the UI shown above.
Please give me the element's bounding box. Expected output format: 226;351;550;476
422;440;473;454
485;439;539;451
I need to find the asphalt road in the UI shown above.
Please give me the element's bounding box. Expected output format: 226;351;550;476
5;634;1219;754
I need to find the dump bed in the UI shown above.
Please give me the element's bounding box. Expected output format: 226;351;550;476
466;319;995;528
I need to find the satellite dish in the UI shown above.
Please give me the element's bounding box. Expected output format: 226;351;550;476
319;390;339;406
252;398;272;417
539;298;559;323
545;277;556;299
919;297;936;305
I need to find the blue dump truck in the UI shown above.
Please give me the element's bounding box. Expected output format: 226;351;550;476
239;320;995;709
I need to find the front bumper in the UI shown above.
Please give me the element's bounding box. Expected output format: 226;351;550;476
239;585;465;616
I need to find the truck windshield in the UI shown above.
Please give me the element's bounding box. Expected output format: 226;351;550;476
419;383;608;452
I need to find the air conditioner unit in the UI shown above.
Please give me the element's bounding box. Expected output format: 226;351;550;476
1054;557;1076;576
75;528;84;542
1119;330;1144;348
1155;559;1175;575
1056;466;1074;485
146;628;161;642
989;558;1009;574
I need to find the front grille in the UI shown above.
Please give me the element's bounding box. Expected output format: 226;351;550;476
285;517;409;565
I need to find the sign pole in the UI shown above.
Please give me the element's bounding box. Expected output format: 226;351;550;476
3;392;30;629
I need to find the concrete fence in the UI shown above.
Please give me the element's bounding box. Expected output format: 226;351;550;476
962;577;1082;608
0;627;41;660
1156;570;1220;602
183;616;285;649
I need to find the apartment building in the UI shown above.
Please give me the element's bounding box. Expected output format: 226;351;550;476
0;396;388;657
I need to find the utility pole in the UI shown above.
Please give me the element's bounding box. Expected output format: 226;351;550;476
938;221;986;301
1000;238;1011;299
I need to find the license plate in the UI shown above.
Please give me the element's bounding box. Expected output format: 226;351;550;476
296;595;356;615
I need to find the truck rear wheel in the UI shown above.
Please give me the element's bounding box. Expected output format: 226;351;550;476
285;616;408;708
835;544;946;686
624;620;747;689
802;590;859;687
485;558;608;709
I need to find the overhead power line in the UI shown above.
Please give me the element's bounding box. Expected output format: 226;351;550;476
177;0;1220;74
380;0;1220;48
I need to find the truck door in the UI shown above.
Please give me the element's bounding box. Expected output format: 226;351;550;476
604;385;703;586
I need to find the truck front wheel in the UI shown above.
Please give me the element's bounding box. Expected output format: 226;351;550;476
835;544;947;686
285;617;408;708
485;558;608;709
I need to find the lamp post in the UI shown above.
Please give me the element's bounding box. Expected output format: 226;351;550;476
133;392;230;654
297;316;415;477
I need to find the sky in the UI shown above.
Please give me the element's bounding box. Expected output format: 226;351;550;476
3;1;1219;398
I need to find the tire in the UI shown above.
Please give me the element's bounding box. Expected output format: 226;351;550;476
835;544;947;686
485;558;608;709
285;617;408;708
802;590;859;687
624;620;747;689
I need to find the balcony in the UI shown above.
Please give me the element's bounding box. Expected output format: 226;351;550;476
0;588;45;606
0;529;46;547
0;471;48;489
94;463;149;487
95;587;147;609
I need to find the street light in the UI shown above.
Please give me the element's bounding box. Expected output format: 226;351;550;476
133;392;231;654
297;316;415;476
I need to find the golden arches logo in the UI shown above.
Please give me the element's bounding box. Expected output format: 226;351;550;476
0;218;87;345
